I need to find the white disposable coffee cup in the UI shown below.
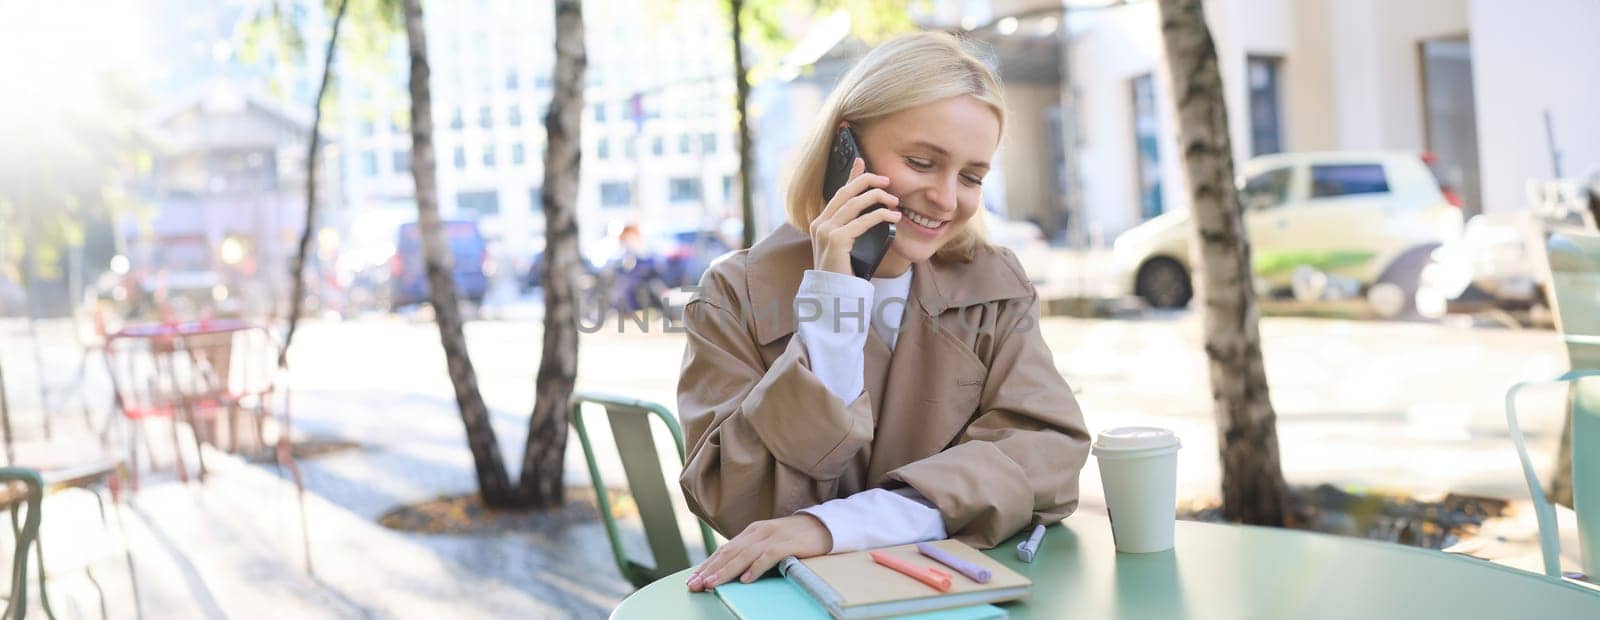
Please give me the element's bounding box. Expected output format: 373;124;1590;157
1093;426;1181;553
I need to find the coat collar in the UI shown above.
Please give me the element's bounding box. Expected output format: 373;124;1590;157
745;224;1033;346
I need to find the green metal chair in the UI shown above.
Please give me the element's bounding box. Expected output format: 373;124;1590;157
1;467;46;619
1506;231;1600;581
569;391;717;589
1;353;140;619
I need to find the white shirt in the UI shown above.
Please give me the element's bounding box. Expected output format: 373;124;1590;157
791;268;948;553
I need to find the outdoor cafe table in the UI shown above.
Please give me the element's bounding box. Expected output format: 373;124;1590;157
611;516;1600;619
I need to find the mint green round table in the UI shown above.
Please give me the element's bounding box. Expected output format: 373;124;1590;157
611;516;1600;619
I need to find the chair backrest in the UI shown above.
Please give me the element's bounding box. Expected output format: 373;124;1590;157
569;391;716;588
102;333;188;420
1544;232;1600;577
105;324;280;417
178;326;279;401
1547;232;1600;361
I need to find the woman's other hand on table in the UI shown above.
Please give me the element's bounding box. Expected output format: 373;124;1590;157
686;514;832;592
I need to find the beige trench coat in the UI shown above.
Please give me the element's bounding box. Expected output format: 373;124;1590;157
676;224;1091;548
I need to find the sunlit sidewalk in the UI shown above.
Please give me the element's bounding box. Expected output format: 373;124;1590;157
25;444;632;619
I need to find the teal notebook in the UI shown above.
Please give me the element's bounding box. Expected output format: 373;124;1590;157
713;577;1007;620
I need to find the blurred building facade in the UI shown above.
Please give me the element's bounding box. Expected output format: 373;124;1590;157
332;0;743;273
122;0;1600;286
131;84;331;316
1067;0;1600;241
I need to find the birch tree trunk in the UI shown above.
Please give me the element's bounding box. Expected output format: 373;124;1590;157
1157;0;1289;525
402;0;515;503
729;0;756;248
516;0;586;508
281;0;350;367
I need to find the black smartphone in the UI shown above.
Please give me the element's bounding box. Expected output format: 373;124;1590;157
822;127;896;279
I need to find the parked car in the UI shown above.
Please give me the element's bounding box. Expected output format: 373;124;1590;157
389;220;489;310
1110;151;1464;317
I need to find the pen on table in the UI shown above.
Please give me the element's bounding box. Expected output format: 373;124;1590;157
1016;524;1046;563
870;550;952;592
916;542;991;583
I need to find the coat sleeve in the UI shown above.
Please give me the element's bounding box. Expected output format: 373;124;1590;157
885;289;1092;548
676;277;876;538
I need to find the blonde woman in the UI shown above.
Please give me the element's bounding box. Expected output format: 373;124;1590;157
678;31;1091;592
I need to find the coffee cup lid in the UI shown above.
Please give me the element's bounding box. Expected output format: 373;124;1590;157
1093;426;1181;454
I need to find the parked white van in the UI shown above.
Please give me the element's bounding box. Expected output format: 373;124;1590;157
1110;151;1465;317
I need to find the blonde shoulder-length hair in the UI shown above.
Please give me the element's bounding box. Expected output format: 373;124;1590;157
785;31;1007;264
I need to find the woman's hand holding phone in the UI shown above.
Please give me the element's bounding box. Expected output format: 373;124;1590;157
811;157;901;276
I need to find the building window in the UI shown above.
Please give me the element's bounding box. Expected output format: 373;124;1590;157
512;142;526;165
1310;164;1389;198
600;181;631;208
449;107;464;131
392;149;410;174
678;134;691;155
669;177;703;203
529;186;542;212
457;190;499;216
482;145;496;167
535;75;551;89
453;146;467;169
701;132;717;154
508;105;521;127
651;136;664;157
1247;56;1283;156
724;175;736;201
478;105;493;129
1130;74;1164;220
361;120;376;136
624;136;637;160
593;103;606;123
505;71;519;90
597;138;610;160
361;150;379;177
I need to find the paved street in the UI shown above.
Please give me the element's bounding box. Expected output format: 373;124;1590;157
0;311;1577;617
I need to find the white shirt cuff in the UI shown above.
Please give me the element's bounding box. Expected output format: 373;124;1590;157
797;488;948;554
795;269;873;403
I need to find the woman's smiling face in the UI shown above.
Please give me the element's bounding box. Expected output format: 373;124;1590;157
854;95;1001;276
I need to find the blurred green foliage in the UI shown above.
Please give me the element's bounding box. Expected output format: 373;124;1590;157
738;0;924;84
0;69;149;285
240;0;404;134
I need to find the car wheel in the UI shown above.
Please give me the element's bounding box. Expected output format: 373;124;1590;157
1136;257;1193;309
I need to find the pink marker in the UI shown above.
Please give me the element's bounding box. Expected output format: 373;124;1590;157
916;542;991;584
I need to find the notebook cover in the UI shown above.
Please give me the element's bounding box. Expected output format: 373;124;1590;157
796;539;1030;608
714;577;1007;620
714;576;831;620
